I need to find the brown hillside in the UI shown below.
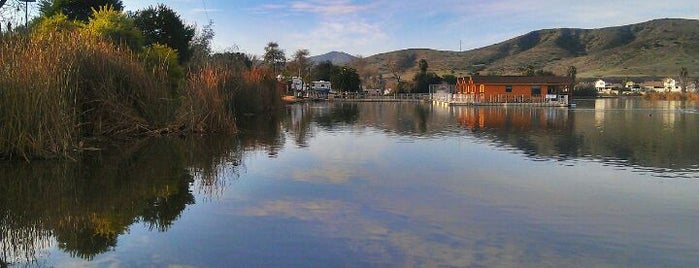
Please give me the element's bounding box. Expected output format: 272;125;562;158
361;18;699;79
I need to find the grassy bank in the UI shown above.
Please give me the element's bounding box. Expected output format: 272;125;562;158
0;32;282;160
642;91;699;101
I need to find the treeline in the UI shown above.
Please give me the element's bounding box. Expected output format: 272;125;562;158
0;1;283;160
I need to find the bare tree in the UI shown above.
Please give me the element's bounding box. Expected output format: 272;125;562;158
350;55;380;89
384;53;415;93
288;49;311;80
680;67;688;93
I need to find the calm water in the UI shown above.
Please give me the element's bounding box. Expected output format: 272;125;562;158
1;98;698;267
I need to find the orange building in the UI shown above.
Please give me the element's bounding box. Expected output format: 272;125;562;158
456;76;572;100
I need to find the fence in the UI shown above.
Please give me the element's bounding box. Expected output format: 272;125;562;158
433;93;569;106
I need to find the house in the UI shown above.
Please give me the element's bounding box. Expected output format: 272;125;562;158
452;75;572;105
687;81;697;93
663;78;681;92
641;81;663;92
595;79;607;92
456;75;571;97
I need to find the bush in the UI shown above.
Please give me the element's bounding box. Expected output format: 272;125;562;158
82;6;143;51
141;43;184;93
573;84;598;97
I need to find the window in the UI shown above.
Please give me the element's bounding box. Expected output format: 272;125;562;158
505;85;512;93
531;86;541;95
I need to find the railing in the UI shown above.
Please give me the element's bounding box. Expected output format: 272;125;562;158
333;93;430;101
433;93;569;105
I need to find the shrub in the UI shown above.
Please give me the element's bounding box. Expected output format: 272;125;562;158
82;6;143;51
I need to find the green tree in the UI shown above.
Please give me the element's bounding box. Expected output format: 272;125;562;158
418;58;428;73
331;66;361;93
187;21;214;69
32;13;83;36
39;0;124;22
412;59;442;93
140;43;183;93
442;74;457;85
211;51;253;70
311;60;336;81
81;5;142;51
131;4;195;63
567;66;577;93
263;41;286;75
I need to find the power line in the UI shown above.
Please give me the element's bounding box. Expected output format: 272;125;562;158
201;0;210;22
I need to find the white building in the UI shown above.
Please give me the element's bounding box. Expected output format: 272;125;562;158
595;79;607;92
311;80;331;93
662;78;682;92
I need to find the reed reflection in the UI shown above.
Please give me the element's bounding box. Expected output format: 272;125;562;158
0;133;262;265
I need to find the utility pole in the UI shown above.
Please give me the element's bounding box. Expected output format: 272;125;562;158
20;0;36;29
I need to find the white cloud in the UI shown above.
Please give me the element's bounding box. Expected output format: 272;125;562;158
290;0;372;15
191;8;222;14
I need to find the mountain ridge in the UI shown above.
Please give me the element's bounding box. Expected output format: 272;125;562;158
336;18;699;79
309;51;357;65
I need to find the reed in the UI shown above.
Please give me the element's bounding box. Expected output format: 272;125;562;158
0;31;173;160
178;64;283;133
643;91;699;101
0;30;284;160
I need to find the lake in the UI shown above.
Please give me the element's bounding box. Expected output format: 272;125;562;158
1;98;698;267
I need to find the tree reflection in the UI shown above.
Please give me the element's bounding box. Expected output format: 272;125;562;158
280;101;699;172
0;135;253;264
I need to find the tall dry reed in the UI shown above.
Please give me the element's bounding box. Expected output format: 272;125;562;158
0;31;173;160
179;64;283;133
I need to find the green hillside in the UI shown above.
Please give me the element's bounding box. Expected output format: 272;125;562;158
362;18;699;79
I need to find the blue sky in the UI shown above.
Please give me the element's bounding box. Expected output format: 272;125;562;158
9;0;699;57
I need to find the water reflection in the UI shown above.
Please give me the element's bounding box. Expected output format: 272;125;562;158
283;100;698;176
2;98;698;266
0;136;247;265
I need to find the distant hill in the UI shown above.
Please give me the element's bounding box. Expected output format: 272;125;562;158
363;18;699;79
310;51;357;65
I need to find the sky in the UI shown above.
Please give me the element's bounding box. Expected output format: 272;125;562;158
6;0;699;57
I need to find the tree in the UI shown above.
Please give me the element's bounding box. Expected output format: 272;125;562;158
311;60;336;81
39;0;123;22
385;53;415;93
442;74;457;85
350;56;381;89
81;6;142;51
680;67;688;93
188;21;214;69
211;51;253;70
567;66;577;93
131;4;195;63
263;41;286;75
287;49;311;80
331;66;361;93
412;59;441;93
418;58;428;74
